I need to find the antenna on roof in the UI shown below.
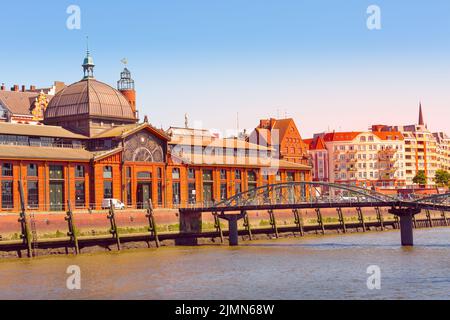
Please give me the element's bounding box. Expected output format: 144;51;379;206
185;113;189;128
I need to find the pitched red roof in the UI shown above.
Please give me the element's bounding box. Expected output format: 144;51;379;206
322;131;404;142
305;136;327;150
323;132;361;142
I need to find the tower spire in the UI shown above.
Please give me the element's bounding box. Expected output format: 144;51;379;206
418;102;425;126
82;36;95;80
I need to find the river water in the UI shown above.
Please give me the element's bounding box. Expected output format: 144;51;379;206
1;228;450;300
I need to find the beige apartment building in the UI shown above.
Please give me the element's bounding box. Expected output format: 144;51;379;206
434;132;450;172
318;130;406;188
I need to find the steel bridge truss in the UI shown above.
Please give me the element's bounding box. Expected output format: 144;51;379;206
213;182;397;209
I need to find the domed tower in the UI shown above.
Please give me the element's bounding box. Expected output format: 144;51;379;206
44;50;138;137
117;65;137;119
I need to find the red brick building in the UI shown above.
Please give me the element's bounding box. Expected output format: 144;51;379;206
249;118;309;165
0;52;311;212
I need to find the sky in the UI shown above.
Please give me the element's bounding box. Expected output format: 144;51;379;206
1;1;450;137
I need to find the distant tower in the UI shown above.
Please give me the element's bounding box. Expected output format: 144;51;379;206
117;60;137;120
418;102;425;126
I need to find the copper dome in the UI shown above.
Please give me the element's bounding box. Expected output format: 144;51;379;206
45;79;136;121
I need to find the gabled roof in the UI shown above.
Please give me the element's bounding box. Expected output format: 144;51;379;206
323;132;362;142
0;122;87;139
91;123;170;141
272;118;296;142
0;91;52;116
304;136;326;150
169;135;273;151
0;145;92;161
322;131;403;142
372;131;404;141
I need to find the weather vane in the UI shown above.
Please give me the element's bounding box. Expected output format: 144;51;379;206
121;58;128;66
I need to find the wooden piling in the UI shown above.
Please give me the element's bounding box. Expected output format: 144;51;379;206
315;208;325;235
336;208;346;234
18;180;32;258
213;211;224;243
394;215;400;229
243;211;253;241
375;207;384;231
146;200;160;248
293;209;304;237
65;200;80;254
426;209;433;228
268;210;279;239
107;200;121;251
356;207;366;232
442;211;448;227
413;215;418;229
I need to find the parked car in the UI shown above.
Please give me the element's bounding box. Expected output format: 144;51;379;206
102;199;126;210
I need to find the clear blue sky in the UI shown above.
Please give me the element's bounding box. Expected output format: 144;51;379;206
1;0;450;137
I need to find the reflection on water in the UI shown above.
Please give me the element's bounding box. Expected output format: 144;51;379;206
1;228;450;300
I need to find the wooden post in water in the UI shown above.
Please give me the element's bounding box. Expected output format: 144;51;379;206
65;200;79;254
107;200;121;251
146;200;160;248
213;211;224;243
293;209;304;237
18;180;32;258
268;209;279;239
243;211;253;241
375;207;384;231
394;215;400;229
442;211;448;227
356;207;366;232
336;208;346;234
426;209;433;228
315;208;325;235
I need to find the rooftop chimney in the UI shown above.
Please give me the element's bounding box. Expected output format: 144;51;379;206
21;85;26;92
0;84;4;91
30;85;36;91
12;85;19;92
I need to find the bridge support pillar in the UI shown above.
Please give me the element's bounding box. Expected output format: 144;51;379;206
389;208;421;246
220;213;245;246
228;216;239;246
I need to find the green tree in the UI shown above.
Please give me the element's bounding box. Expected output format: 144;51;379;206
434;170;450;187
413;170;427;186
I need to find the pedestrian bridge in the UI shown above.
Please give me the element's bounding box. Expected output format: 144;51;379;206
179;182;450;246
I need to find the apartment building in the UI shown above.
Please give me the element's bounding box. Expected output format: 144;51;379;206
318;130;406;188
434;132;450;172
374;105;439;185
304;135;329;182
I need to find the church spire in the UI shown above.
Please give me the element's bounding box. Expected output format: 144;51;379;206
82;37;95;80
418;102;425;126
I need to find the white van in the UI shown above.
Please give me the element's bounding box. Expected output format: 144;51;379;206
102;199;126;210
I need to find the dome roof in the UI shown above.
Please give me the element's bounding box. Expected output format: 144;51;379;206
45;79;136;121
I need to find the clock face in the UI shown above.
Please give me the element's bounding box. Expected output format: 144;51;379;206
124;131;165;163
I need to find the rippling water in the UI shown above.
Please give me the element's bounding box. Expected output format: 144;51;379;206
1;228;450;300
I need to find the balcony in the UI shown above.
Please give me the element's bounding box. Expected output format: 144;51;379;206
379;148;397;156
